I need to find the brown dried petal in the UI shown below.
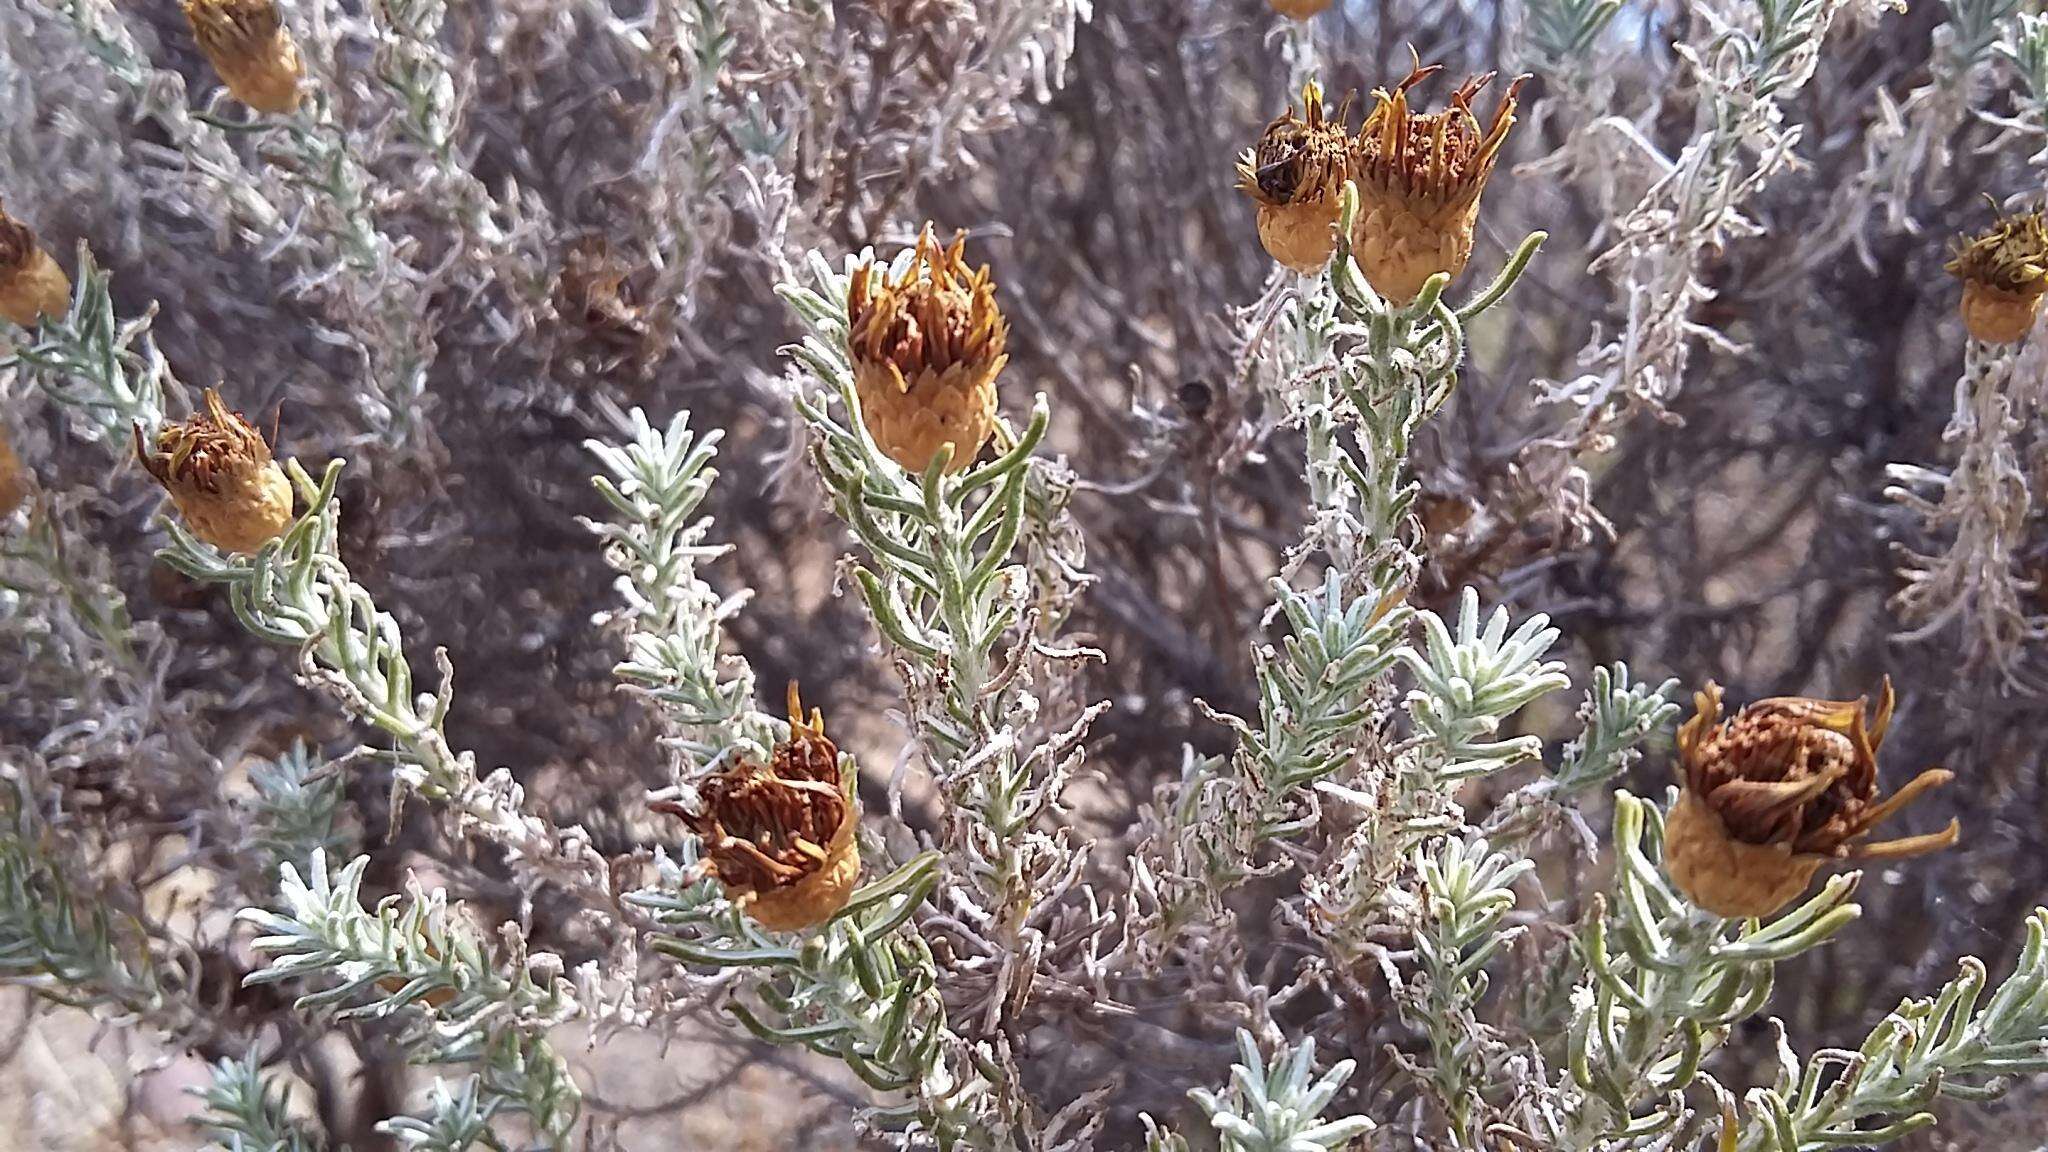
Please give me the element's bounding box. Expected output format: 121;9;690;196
1353;64;1523;211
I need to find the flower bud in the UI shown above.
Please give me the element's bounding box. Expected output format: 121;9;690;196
1665;679;1958;919
181;0;304;115
134;388;295;554
845;226;1007;474
654;685;860;933
0;205;71;329
1947;208;2048;344
1349;62;1525;303
1237;81;1353;274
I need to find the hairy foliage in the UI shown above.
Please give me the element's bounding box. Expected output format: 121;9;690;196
3;0;2048;1149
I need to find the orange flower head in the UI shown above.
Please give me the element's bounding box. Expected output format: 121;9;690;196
1947;208;2048;344
1237;81;1354;274
134;388;295;554
1268;0;1334;19
1348;61;1525;302
181;0;304;115
846;226;1007;474
1665;678;1959;919
0;205;71;329
0;430;29;521
653;685;860;933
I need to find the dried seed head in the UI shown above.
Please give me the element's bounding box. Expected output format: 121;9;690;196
846;225;1007;474
1665;679;1958;918
1268;0;1334;19
0;429;28;522
0;205;72;329
1947;208;2048;343
558;238;651;346
653;684;860;932
1237;81;1354;273
181;0;304;115
1348;61;1525;302
134;388;295;554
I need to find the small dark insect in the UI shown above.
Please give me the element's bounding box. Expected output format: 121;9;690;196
1256;155;1304;202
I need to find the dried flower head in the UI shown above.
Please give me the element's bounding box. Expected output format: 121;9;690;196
181;0;304;115
1349;61;1526;303
846;226;1007;474
1268;0;1334;19
1947;207;2048;344
653;685;860;932
561;233;647;340
0;429;28;521
0;205;72;329
134;388;295;554
1237;81;1354;274
1665;678;1959;919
